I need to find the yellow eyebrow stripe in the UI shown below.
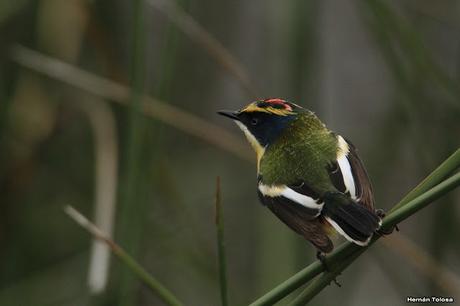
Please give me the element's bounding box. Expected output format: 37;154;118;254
241;104;294;116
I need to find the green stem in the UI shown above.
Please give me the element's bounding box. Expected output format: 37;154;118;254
390;148;460;212
111;245;184;306
248;242;359;306
383;172;460;229
215;177;229;306
64;206;184;306
249;148;460;306
288;251;364;306
117;0;146;304
289;171;460;305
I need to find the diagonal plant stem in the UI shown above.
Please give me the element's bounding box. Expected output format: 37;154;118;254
248;243;360;306
147;0;259;98
215;176;229;306
390;148;460;212
289;171;460;305
249;148;460;306
361;0;460;110
64;206;184;306
381;172;460;229
9;45;252;162
288;250;364;306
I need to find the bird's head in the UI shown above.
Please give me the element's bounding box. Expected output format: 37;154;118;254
218;98;302;157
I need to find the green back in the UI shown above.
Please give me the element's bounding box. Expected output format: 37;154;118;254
259;112;338;194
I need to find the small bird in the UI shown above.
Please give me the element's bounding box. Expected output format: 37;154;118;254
218;98;382;259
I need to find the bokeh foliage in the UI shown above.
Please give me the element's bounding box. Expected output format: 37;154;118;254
0;1;459;305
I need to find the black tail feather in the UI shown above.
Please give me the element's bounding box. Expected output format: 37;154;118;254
322;192;380;244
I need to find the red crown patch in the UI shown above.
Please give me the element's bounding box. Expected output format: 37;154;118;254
259;98;293;111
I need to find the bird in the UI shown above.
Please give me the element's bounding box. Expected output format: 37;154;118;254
218;98;383;261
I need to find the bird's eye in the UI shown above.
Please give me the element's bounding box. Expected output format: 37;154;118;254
251;118;259;125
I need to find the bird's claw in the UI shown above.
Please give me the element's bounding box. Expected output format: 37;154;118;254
375;208;400;236
375;208;386;219
316;251;329;271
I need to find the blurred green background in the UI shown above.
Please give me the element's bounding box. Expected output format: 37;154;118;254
0;0;459;305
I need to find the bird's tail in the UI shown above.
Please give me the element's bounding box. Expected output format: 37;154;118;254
322;192;381;246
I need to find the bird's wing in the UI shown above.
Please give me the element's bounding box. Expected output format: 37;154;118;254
257;181;333;252
258;189;333;252
328;136;375;210
258;181;323;218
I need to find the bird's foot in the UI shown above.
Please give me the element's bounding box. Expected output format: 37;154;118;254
375;209;400;236
316;251;329;271
375;208;386;219
316;251;342;287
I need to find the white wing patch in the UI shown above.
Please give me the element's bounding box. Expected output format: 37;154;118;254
324;216;372;246
336;136;357;199
258;184;323;210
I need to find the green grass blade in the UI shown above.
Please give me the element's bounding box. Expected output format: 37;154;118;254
215;177;229;306
383;172;460;229
390;148;460;212
248;242;359;306
288;251;363;306
64;206;184;306
117;0;147;304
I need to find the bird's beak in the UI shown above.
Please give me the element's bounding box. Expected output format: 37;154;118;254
217;110;240;121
